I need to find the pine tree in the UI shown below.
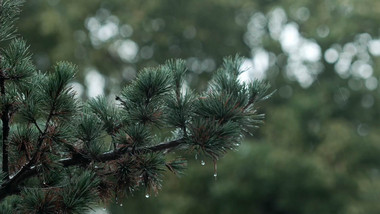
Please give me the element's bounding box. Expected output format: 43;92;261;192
0;1;273;213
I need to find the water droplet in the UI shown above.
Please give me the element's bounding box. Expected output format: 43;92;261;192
43;181;46;185
213;160;218;180
145;194;150;198
195;153;198;160
120;203;123;207
201;160;205;166
103;207;106;211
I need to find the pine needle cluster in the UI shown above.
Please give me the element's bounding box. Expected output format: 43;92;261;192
0;1;273;213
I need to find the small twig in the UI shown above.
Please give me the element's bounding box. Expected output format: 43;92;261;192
32;120;43;135
115;96;127;106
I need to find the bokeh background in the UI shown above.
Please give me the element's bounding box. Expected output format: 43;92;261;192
17;0;380;213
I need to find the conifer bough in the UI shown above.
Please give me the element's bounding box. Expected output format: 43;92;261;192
0;1;273;212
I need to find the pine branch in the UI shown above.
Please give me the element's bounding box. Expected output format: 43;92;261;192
0;52;273;210
0;1;275;211
0;138;185;201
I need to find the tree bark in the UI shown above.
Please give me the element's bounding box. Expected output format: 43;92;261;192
0;54;10;178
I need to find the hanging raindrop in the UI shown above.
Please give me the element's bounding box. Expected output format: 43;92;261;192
213;160;218;180
201;160;205;166
195;153;198;160
103;207;106;211
120;203;123;207
145;193;150;198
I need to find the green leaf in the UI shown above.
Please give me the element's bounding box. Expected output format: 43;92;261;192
41;61;78;121
115;124;151;148
187;118;242;159
19;188;57;214
61;171;100;214
88;96;122;135
75;112;105;156
0;0;24;42
0;38;35;81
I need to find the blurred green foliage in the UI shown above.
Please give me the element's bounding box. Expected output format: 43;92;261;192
16;0;380;213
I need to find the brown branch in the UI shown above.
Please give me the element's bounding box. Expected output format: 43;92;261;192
26;82;63;169
32;120;43;135
0;138;185;201
0;59;10;179
1;99;10;178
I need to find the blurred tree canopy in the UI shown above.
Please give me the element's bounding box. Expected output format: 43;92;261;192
16;0;380;213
